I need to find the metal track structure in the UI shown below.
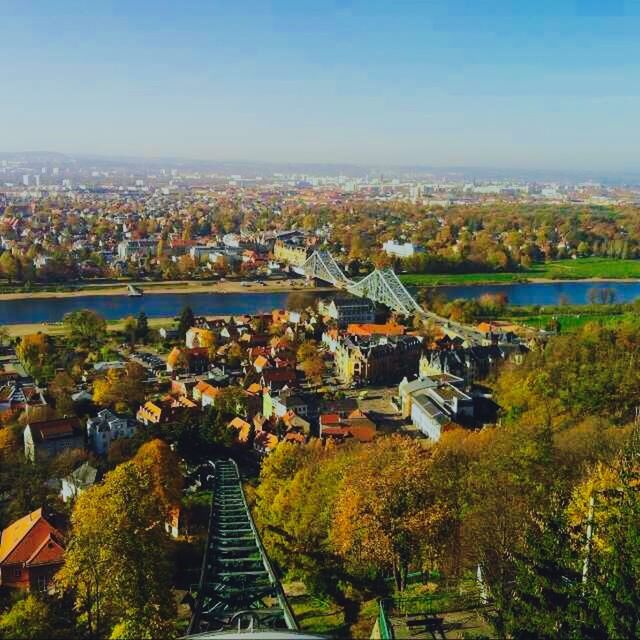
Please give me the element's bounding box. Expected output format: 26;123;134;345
186;460;298;636
302;250;353;287
347;267;422;316
300;250;484;343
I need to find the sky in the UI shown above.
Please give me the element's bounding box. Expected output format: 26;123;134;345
1;0;640;171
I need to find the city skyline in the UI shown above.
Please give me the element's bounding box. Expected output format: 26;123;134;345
2;1;640;170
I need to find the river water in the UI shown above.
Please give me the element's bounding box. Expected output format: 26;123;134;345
1;281;639;325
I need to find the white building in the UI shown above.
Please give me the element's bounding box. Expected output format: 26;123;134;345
86;409;137;455
60;462;98;503
382;239;418;259
398;375;473;441
117;239;158;260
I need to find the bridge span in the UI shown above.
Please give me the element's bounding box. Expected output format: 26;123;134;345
301;250;484;344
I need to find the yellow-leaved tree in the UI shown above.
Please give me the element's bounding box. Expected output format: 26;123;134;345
57;461;175;639
330;435;443;591
133;438;183;516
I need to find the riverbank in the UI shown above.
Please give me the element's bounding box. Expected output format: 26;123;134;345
0;279;331;302
399;257;640;287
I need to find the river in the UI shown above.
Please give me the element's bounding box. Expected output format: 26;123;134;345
1;281;639;325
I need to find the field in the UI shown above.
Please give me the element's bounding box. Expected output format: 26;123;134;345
512;311;633;332
399;258;640;287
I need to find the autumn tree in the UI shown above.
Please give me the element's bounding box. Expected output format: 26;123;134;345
331;435;442;591
57;461;175;639
133;438;183;516
49;371;76;415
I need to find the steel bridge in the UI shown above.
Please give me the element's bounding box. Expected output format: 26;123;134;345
301;250;484;343
186;459;298;637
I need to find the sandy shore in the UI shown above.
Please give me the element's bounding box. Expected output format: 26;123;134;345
0;279;332;301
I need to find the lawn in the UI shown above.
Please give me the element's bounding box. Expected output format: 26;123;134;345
399;258;640;287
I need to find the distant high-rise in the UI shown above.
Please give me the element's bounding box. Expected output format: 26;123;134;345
22;174;29;186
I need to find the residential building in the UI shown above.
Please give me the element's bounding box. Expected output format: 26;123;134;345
24;417;84;461
86;409;137;455
382;239;420;258
60;462;98;502
319;409;376;443
273;239;309;267
318;296;376;328
334;335;422;384
117;238;158;259
0;508;65;591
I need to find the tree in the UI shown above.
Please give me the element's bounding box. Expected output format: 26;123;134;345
93;362;146;410
177;306;194;340
135;312;149;343
297;340;318;363
0;595;54;640
505;501;599;640
122;316;137;346
0;251;20;284
133;438;183;515
49;371;76;415
300;355;325;383
63;310;107;347
331;435;442;591
57;462;175;639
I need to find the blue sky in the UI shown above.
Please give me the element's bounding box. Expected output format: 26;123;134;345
1;0;639;170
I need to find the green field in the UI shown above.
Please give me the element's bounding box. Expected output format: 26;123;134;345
399;258;640;287
512;311;633;332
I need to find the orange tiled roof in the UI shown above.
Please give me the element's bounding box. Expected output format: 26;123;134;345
0;508;65;567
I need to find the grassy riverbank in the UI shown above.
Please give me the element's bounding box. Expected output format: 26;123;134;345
399;257;640;286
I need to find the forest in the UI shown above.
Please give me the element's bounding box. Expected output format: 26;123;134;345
253;319;640;638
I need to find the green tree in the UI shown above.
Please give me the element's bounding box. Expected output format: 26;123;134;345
177;306;194;340
135;312;149;343
63;310;107;348
0;595;54;640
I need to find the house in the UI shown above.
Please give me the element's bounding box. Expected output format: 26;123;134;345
419;345;513;384
260;367;298;392
334;335;422;385
263;389;312;420
346;322;406;337
24;417;84;461
318;296;376;328
193;380;221;407
60;462;98;502
167;347;210;374
228;416;252;443
86;409;137;455
0;508;65;591
0;381;46;417
136;396;196;425
319;409;376;443
185;327;215;349
254;430;279;455
159;327;179;341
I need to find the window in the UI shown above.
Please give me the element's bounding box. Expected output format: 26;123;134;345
36;575;48;591
13;568;21;578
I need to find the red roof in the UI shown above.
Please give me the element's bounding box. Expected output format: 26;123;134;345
0;509;65;568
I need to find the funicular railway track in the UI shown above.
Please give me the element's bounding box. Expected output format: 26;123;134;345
186;459;298;636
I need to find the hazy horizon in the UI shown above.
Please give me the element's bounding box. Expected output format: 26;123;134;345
2;1;640;171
